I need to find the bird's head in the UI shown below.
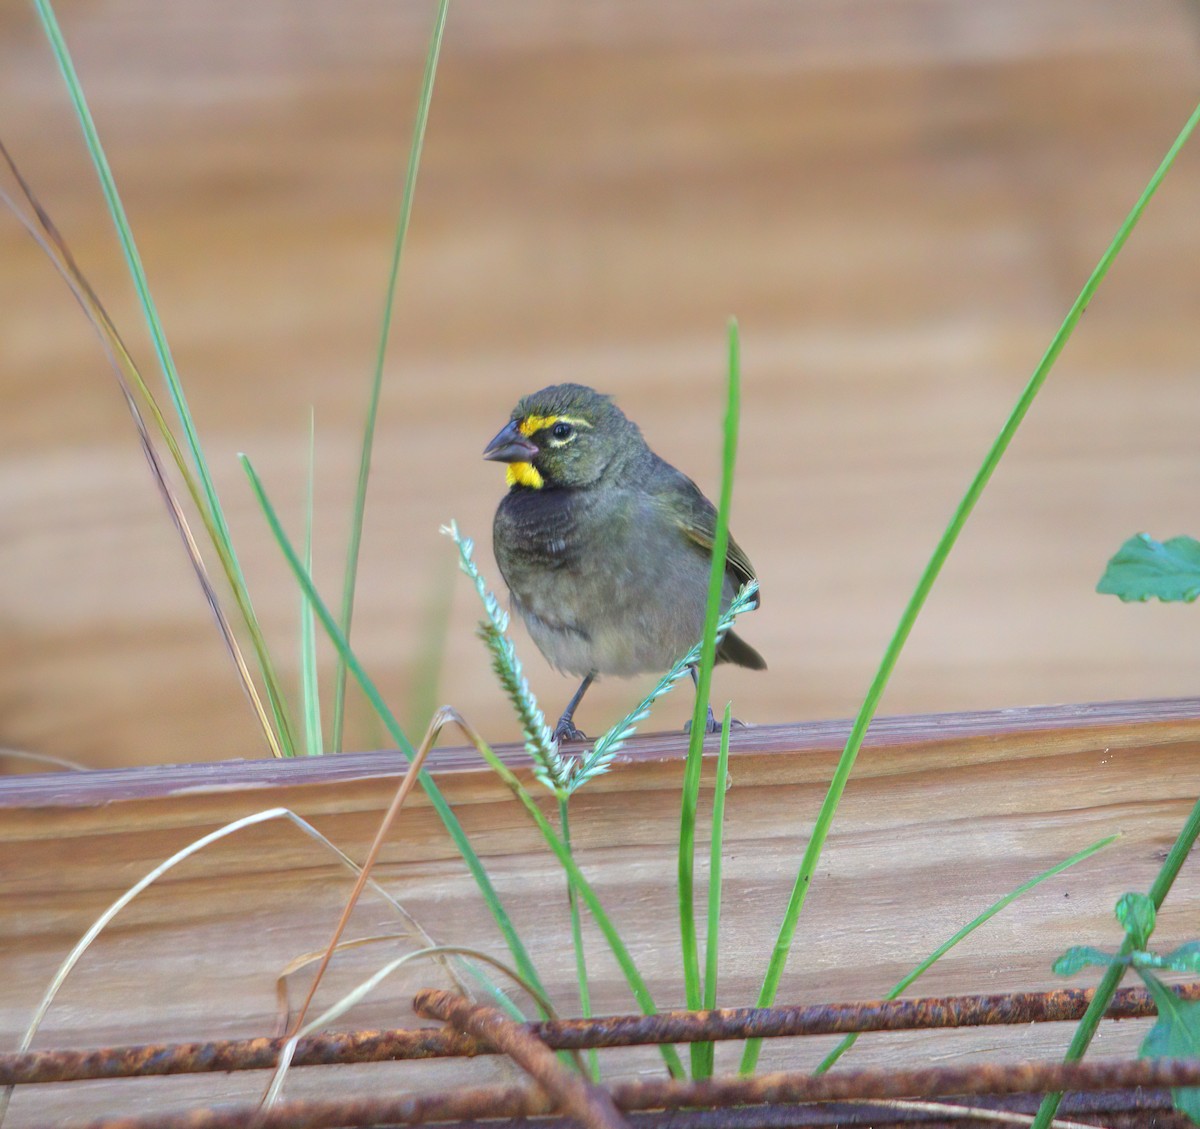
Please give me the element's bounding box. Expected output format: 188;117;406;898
483;383;639;489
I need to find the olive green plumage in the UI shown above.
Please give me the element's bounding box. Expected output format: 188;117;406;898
484;383;764;741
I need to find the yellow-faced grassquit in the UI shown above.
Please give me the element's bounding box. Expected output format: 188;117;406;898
484;383;764;741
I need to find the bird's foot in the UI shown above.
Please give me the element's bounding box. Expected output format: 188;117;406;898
684;710;749;735
553;718;590;743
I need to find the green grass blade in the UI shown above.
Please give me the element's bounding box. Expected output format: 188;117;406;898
694;703;733;1080
560;797;600;1082
442;523;675;1074
404;563;457;740
1033;796;1200;1129
332;0;450;752
465;727;686;1080
681;319;741;1076
816;834;1117;1074
740;97;1200;1078
34;0;298;757
33;0;239;579
301;413;323;756
681;316;734;1046
240;454;548;1003
439;527;682;1076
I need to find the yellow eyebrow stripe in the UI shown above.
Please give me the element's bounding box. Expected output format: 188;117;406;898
517;414;593;437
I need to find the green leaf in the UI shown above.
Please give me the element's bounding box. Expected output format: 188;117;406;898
1162;942;1200;974
1053;946;1118;977
1036;796;1200;1129
1139;972;1200;1124
1116;892;1157;949
1097;534;1200;603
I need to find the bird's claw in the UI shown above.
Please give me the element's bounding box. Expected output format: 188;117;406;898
684;711;748;735
553;719;589;743
683;705;719;735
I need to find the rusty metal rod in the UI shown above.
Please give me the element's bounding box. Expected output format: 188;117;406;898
414;987;628;1129
4;982;1196;1087
0;1025;478;1086
28;1056;1200;1129
412;1087;1179;1129
532;982;1200;1050
534;1089;1180;1129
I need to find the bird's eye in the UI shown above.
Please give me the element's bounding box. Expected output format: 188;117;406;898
551;421;574;440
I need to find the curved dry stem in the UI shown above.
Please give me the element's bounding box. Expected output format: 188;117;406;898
0;157;282;758
0;807;433;1128
0;748;86;772
287;706;455;1035
261;944;562;1110
274;934;409;1034
853;1100;1095;1129
431;705;686;1079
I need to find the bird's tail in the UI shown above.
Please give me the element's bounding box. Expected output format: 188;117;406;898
717;629;767;670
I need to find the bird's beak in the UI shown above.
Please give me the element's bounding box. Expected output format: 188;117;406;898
483;419;539;463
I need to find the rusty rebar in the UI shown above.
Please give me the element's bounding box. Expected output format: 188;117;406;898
3;981;1196;1088
529;981;1200;1050
414;988;628;1129
0;1025;478;1086
506;1090;1184;1129
27;1055;1200;1129
448;1087;1182;1129
611;1058;1200;1110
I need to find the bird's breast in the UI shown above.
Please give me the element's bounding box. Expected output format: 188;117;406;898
494;488;592;568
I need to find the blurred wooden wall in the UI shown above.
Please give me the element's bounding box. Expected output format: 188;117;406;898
2;1;1199;768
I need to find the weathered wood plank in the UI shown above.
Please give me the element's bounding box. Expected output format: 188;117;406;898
2;699;1198;1122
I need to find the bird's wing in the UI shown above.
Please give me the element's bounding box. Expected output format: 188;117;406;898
682;516;759;594
650;466;760;603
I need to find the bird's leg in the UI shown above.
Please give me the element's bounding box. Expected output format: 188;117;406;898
684;666;749;733
684;665;720;735
554;671;596;743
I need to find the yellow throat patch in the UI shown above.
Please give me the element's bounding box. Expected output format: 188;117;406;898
506;462;544;489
